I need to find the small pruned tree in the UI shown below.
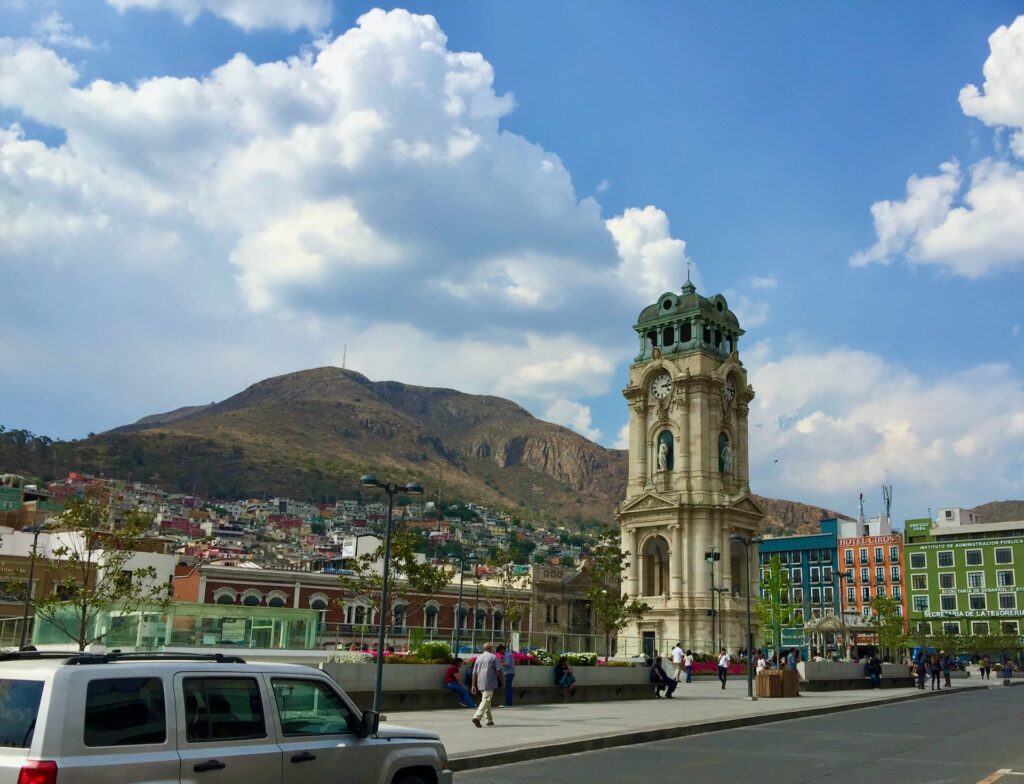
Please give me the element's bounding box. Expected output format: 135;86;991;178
482;544;531;641
581;528;652;657
754;555;794;664
336;528;450;642
35;491;172;651
869;595;907;662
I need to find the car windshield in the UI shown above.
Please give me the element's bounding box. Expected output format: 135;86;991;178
0;679;44;748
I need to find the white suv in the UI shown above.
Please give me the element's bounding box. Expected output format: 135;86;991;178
0;651;453;784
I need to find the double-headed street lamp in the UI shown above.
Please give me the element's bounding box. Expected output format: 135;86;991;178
704;548;721;649
730;532;764;701
359;474;423;715
19;521;52;650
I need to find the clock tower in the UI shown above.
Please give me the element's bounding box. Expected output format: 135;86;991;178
618;280;764;655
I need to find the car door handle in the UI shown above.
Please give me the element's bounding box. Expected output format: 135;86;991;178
291;751;317;763
194;759;227;772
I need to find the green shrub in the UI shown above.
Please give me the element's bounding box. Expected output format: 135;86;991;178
599;660;633;667
566;652;598;667
531;648;556;665
411;640;452;662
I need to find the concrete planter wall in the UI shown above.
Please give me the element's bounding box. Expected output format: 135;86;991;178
796;660;914;691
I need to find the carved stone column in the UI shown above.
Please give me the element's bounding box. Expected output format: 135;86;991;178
669;523;683;597
625;527;639;597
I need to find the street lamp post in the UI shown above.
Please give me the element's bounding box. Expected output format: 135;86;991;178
730;533;764;701
359;474;423;716
834;570;854;659
713;587;729;651
19;523;51;650
705;548;721;650
470;573;482;653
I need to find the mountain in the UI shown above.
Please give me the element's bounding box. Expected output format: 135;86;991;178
22;368;627;524
971;501;1024;524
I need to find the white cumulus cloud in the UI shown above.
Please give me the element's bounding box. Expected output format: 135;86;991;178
543;399;602;441
853;15;1024;277
31;12;99;51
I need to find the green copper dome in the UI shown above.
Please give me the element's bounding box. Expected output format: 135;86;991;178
632;283;744;363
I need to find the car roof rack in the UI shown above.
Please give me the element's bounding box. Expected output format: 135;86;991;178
0;651;80;662
63;652;248;665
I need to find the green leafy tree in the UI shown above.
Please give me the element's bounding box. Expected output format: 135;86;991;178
581;528;652;657
868;595;907;662
35;492;172;651
336;528;450;641
481;544;531;640
754;555;794;664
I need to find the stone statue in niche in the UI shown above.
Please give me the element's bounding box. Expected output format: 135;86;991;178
719;432;733;473
656;431;674;471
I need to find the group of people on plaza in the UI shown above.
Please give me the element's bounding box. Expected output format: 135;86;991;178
444;642;579;727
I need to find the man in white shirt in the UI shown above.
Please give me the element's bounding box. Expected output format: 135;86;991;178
670;643;684;682
717;648;731;689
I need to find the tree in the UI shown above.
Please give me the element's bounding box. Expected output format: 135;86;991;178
868;595;907;662
580;528;651;657
754;555;794;664
481;544;532;640
336;527;450;642
34;491;172;651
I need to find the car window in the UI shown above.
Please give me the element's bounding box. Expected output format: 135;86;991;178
0;679;44;748
271;678;358;736
183;678;266;742
85;677;166;747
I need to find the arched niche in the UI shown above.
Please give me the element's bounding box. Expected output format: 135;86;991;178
641;535;670;597
655;430;674;472
719;432;733;474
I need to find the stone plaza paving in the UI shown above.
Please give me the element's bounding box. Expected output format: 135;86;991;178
383;679;989;771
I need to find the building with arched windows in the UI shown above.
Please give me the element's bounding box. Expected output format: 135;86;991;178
618;281;764;656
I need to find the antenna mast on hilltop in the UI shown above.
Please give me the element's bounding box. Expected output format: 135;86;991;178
882;475;893;519
342;344;347;370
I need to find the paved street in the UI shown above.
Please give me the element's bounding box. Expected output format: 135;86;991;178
454;686;1023;784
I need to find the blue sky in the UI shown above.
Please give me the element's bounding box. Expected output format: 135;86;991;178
1;1;1023;523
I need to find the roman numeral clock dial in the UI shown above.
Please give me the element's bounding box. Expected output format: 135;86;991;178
650;372;672;400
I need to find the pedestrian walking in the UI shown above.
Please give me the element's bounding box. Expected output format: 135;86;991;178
497;643;515;707
866;653;882;689
915;657;927;690
443;657;475;709
756;650;767;675
470;642;503;728
786;648;797;670
554;655;576;702
671;643;684;682
1002;658;1013;686
929;653;941;690
717;648;730;689
650;656;677;698
684;649;695;683
983;655;992;680
940;651;952;688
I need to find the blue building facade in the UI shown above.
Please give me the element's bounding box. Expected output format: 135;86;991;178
758;519;841;651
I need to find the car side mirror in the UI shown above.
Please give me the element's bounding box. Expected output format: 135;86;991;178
358;710;380;738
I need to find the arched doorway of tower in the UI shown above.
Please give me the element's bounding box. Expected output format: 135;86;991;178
641;535;670;597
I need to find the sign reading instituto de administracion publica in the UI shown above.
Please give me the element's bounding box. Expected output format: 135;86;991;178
617;281;765;654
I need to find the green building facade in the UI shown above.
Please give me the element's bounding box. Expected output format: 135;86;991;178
904;517;1024;642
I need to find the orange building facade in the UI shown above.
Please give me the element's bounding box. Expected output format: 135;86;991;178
838;533;907;629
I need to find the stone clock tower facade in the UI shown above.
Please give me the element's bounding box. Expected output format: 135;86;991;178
618;280;764;654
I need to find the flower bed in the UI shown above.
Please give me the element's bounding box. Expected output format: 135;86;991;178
691;660;748;675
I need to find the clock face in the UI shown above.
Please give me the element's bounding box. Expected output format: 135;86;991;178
723;377;736;403
650;372;672;400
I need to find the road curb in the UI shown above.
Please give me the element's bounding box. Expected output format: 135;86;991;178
447;686;982;772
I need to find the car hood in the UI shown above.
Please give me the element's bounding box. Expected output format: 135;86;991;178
376;723;441;742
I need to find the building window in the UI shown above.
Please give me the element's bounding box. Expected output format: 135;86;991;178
1002;621;1020;635
874;547;884;564
876;585;886;598
895;604;903;616
916;621;932;635
913;595;929;612
424;605;439;630
810;567;820;583
791;551;802;565
965;549;983;567
999;593;1017;610
970;594;986;610
792;608;804;623
995;548;1013;565
942;621;960;635
997;570;1015;587
911;574;927;591
859;549;868;565
846;586;855;603
791;568;802;584
860;568;869;583
889;546;899;563
809;549;819;563
844;549;853;566
939;573;955;590
810;587;821;604
940;595;957;611
823;566;833;582
779;552;788;565
861;587;870;602
545;603;559;624
823;586;834;604
909;552;926;569
821;549;832;564
392;604;408;633
890;566;900;582
967;571;984;589
937;551;954;568
892;585;901;599
875;567;885;583
971;621;990;635
791;588;803;603
811;608;821;619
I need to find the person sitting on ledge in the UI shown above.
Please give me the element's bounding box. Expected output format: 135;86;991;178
554;655;576;702
443;657;476;709
650;656;677;698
